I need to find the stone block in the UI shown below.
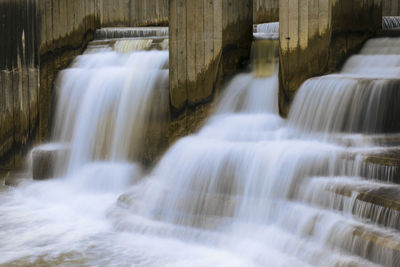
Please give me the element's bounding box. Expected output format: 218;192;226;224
31;143;70;180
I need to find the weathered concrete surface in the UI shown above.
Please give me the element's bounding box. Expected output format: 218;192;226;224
384;0;400;16
0;0;169;170
37;0;101;147
169;0;253;112
169;0;253;138
254;0;279;23
100;0;168;27
0;0;39;169
279;0;382;116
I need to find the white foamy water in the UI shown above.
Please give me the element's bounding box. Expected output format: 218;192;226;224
289;38;400;135
253;22;279;40
95;27;169;40
1;36;400;267
53;47;169;173
383;16;400;29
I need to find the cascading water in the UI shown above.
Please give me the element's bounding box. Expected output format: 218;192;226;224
53;45;169;173
111;37;400;266
1;26;400;267
383;16;400;29
253;22;279;40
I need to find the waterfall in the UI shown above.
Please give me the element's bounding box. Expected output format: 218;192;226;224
1;30;400;266
52;46;169;174
383;16;400;29
253;22;279;40
111;37;400;266
95;27;169;39
289;38;400;135
254;22;279;34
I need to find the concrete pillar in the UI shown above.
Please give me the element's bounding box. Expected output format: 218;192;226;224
0;0;39;168
279;0;382;115
254;0;279;23
383;0;400;16
169;0;253;113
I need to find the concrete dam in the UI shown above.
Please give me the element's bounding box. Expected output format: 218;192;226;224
1;0;400;266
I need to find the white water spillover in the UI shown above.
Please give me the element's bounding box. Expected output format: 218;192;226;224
1;32;400;266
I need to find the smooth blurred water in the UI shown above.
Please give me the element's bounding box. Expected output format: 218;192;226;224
53;47;169;174
1;35;400;266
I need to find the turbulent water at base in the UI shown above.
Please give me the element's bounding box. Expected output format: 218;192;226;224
2;32;400;266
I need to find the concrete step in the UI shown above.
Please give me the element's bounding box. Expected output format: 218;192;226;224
339;149;400;184
87;37;169;53
278;200;400;267
375;29;400;38
31;143;70;180
0;170;31;187
331;134;400;147
95;27;168;40
294;176;400;231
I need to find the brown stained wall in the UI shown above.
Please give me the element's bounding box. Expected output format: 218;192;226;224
169;0;252;111
383;0;400;16
279;0;382;116
168;0;252;140
100;0;168;27
37;0;101;144
254;0;279;23
0;0;39;169
0;0;169;170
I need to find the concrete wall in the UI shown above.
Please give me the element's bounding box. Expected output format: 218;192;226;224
0;0;168;170
100;0;168;27
37;0;101;148
383;0;400;16
168;0;252;140
0;0;39;168
254;0;279;23
169;0;253;113
279;0;382;115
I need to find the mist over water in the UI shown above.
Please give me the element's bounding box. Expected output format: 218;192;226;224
1;34;400;266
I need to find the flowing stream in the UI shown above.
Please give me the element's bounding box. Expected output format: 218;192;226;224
1;32;400;266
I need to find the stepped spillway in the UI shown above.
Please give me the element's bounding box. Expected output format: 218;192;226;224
1;29;400;267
